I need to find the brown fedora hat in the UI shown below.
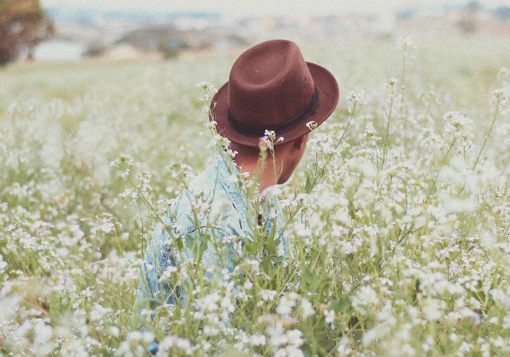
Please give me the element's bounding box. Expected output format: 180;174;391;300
209;39;339;147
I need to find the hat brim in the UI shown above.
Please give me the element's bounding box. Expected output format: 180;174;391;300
210;62;339;147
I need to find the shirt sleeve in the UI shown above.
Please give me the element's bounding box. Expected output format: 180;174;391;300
135;223;242;311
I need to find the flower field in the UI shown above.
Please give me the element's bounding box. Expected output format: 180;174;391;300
1;37;510;356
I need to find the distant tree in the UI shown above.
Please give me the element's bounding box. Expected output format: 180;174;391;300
0;0;54;65
494;6;510;21
84;40;108;58
466;0;482;12
457;0;482;35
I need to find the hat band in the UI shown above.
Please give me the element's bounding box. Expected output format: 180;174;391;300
227;86;321;138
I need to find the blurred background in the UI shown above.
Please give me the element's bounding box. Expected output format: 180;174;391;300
0;0;509;65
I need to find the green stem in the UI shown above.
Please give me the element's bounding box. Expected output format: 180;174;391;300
472;99;500;171
400;43;408;155
307;101;357;193
426;137;457;200
277;101;358;243
381;84;395;168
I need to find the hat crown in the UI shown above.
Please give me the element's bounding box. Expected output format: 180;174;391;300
209;39;339;147
228;40;315;127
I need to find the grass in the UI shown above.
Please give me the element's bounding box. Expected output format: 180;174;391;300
0;35;509;356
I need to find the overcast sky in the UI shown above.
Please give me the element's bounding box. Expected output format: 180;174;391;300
41;0;509;17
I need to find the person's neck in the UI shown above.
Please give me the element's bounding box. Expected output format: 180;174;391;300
234;154;282;195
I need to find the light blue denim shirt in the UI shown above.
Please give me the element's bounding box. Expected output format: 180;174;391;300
136;154;289;310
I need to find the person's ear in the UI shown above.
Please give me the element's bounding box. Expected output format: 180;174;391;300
294;133;310;151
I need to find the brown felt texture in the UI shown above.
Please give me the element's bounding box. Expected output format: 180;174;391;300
210;39;339;147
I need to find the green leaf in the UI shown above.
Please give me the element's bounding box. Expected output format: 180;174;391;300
261;256;274;276
134;297;162;311
300;267;316;290
174;302;182;320
174;236;184;252
305;173;312;193
331;295;350;313
274;256;284;263
264;220;277;253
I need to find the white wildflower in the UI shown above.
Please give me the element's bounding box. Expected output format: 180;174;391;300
324;309;335;323
300;298;315;319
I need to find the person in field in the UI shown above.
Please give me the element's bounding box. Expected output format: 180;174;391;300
136;39;339;352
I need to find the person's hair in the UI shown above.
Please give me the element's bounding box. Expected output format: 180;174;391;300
229;139;295;158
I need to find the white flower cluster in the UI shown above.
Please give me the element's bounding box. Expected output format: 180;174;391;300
2;37;510;357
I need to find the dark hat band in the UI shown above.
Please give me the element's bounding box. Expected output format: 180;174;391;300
227;86;321;138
